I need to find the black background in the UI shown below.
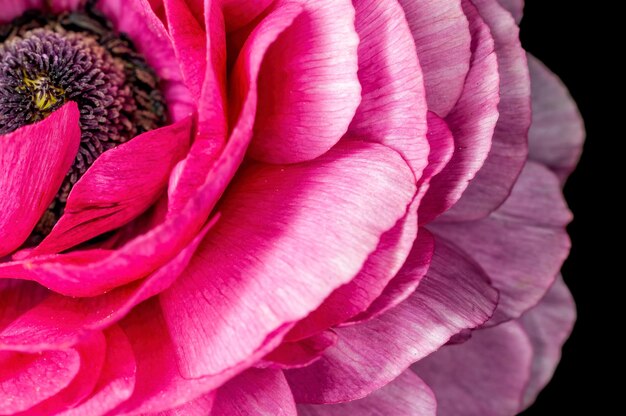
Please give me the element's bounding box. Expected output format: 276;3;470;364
520;0;616;414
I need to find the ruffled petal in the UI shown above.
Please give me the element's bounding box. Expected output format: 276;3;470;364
159;141;416;379
249;0;361;164
429;162;572;323
528;54;585;182
298;371;436;416
285;235;497;403
211;369;297;416
414;322;532;416
520;276;576;410
0;102;80;257
398;0;471;117
442;0;531;221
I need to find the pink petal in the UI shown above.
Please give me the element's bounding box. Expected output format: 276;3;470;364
528;54;585;182
347;0;429;177
160;141;416;379
498;0;524;23
156;394;215;416
212;369;297;416
220;0;274;32
414;322;533;415
298;371;436;416
349;228;434;323
519;276;576;410
0;102;81;257
262;331;337;369
0;349;80;414
429;162;572;323
32;117;192;255
0;281;48;331
442;0;531;221
59;326;137;416
0;0;42;21
18;332;106;416
249;0;361;164
398;0;471;117
418;0;499;224
285;235;498;403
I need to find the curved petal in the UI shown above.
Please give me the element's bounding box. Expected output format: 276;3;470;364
418;0;499;224
442;0;531;221
298;371;436;416
0;102;80;257
212;369;297;416
33;117;192;255
429;162;572;323
498;0;524;23
528;54;585;182
414;322;533;416
262;331;337;369
520;276;576;410
159;141;416;379
398;0;471;117
220;0;274;32
285;235;498;404
249;0;361;164
158;394;215;416
0;281;48;331
0;0;43;22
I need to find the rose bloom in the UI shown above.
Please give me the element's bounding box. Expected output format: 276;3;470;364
0;0;583;414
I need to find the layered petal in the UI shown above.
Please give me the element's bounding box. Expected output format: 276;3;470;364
249;0;361;164
160;141;416;379
262;331;337;369
413;322;533;416
0;102;80;257
285;235;498;403
498;0;524;23
528;54;585;182
429;162;572;323
212;369;297;416
298;371;436;416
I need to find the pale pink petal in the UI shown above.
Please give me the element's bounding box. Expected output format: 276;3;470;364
498;0;524;23
528;54;585;182
442;0;531;221
413;322;533;416
285;235;498;403
262;331;337;369
398;0;471;117
298;371;436;416
18;332;106;416
212;369;297;416
0;349;80;414
0;103;80;257
429;162;572;323
160;141;416;378
349;228;434;323
156;394;215;416
59;326;137;416
347;0;429;177
249;0;361;164
418;1;499;224
520;276;576;410
0;0;43;22
32;118;192;255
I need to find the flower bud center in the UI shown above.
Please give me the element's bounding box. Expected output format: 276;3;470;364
0;6;167;239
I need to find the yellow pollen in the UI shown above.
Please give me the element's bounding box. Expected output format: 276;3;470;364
19;72;65;115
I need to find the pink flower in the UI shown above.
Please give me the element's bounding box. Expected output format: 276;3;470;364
0;0;583;414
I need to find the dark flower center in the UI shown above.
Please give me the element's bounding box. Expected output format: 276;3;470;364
0;5;167;238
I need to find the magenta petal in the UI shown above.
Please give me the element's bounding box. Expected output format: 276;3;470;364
249;0;361;164
0;281;48;331
262;331;337;369
498;0;524;23
158;394;215;416
398;0;471;117
285;236;497;404
160;141;416;379
59;326;137;416
33;118;192;255
347;0;428;177
221;0;274;32
519;276;576;410
429;162;572;323
298;371;436;416
212;369;297;416
442;0;531;221
0;0;42;22
414;321;533;416
418;1;499;224
528;55;585;182
0;102;80;257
